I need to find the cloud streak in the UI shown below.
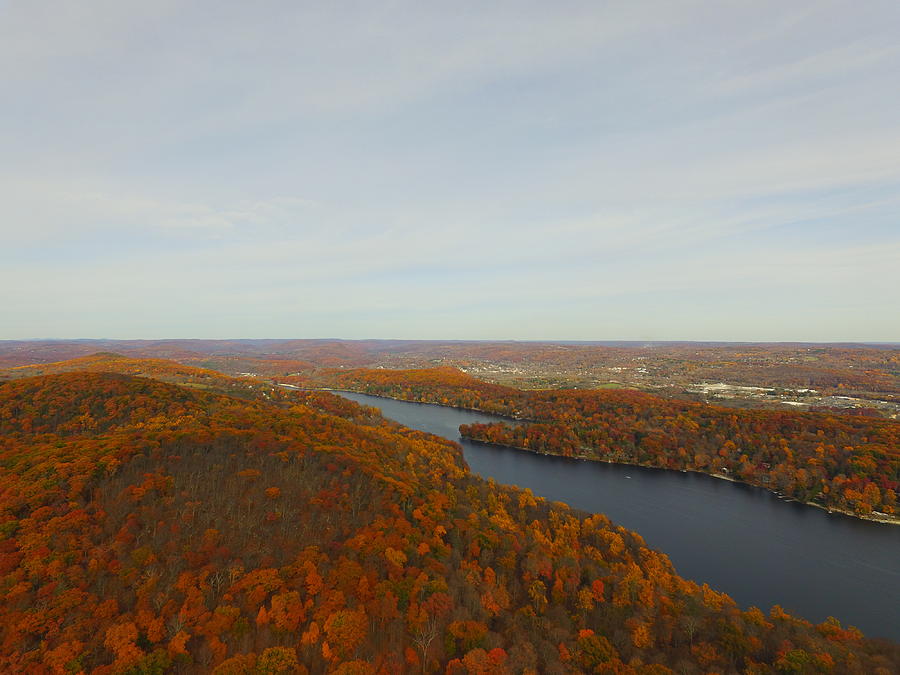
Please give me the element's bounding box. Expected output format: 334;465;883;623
2;1;898;340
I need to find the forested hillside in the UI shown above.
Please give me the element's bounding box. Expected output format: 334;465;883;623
1;367;898;673
305;368;900;522
4;354;257;394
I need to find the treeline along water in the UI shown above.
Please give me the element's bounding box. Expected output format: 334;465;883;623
335;390;900;641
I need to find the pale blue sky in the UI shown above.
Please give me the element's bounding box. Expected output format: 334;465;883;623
2;1;899;341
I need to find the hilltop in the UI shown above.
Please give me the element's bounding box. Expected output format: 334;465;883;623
5;353;243;387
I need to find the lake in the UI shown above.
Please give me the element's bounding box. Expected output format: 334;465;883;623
335;390;900;641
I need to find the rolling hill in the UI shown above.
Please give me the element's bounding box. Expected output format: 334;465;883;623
0;366;897;673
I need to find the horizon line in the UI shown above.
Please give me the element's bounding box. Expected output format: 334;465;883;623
2;337;898;346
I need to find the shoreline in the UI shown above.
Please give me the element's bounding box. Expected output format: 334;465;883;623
460;435;900;527
291;385;531;423
292;384;900;527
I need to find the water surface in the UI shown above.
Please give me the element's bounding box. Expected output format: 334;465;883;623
336;390;900;641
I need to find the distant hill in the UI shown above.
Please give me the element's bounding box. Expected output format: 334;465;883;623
2;340;897;404
0;366;897;672
1;353;259;393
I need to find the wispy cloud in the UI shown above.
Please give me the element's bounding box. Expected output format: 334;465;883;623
2;1;898;340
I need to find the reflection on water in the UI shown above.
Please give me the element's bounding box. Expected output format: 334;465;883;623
336;391;900;641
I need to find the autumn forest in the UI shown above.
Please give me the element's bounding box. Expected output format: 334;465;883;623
0;346;898;673
301;367;898;523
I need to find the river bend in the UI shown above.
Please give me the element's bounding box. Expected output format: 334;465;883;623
335;390;900;641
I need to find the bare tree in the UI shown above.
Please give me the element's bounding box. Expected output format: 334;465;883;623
412;615;439;674
681;615;698;647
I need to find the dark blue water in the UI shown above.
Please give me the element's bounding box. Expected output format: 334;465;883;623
336;391;900;641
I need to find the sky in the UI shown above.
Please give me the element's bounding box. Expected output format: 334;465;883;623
2;1;899;342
